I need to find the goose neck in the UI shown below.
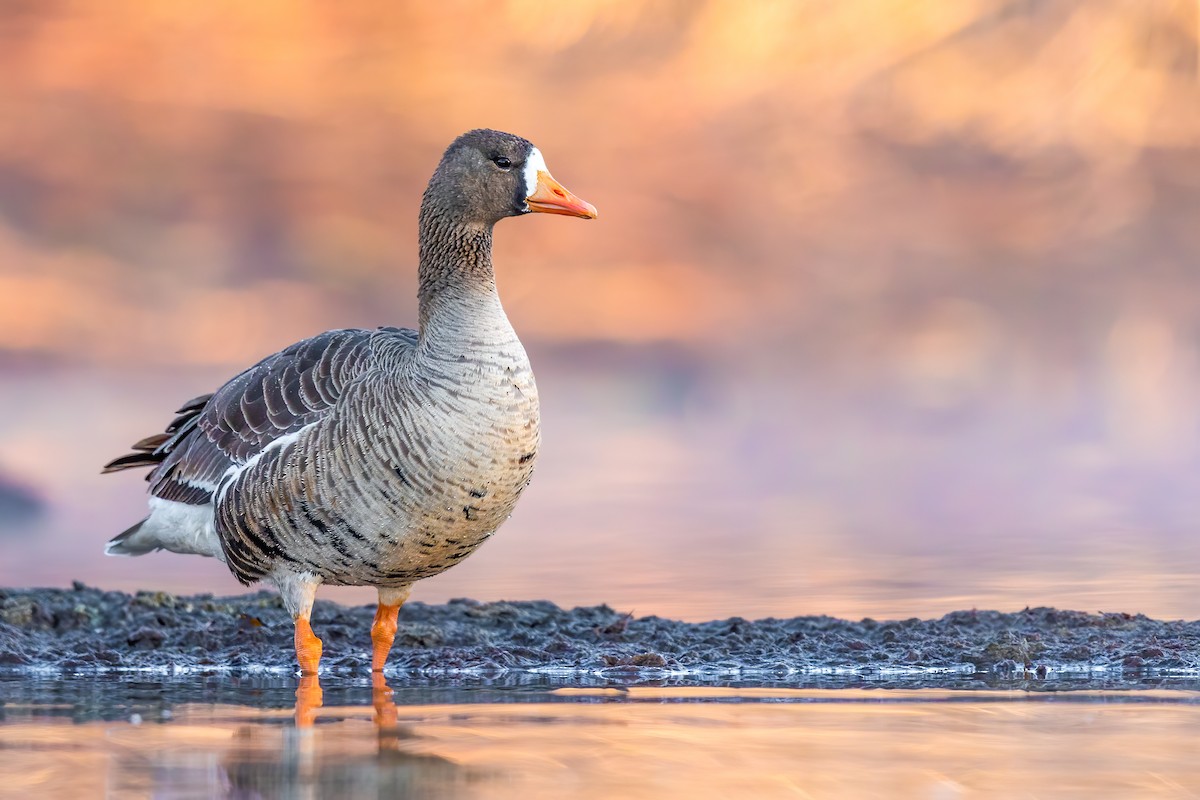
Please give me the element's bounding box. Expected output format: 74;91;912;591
416;212;514;352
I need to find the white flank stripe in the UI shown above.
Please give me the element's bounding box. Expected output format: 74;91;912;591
216;422;316;504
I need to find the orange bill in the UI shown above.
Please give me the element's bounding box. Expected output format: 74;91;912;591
527;171;598;219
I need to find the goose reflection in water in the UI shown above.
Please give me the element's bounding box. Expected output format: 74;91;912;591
215;675;471;800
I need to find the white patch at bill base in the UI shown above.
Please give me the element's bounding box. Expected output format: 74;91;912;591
523;147;548;201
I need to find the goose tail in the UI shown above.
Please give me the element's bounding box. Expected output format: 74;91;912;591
105;499;222;559
104;518;159;556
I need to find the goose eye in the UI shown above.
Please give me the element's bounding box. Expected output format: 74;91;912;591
491;155;512;170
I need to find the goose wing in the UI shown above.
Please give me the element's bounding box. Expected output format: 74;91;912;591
103;327;418;506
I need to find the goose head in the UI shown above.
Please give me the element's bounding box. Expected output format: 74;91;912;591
424;129;597;226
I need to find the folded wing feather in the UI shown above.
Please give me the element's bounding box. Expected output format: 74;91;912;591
103;327;417;556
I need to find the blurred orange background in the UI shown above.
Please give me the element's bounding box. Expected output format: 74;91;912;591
1;1;1199;621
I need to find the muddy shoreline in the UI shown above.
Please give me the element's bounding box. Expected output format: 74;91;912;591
2;584;1198;686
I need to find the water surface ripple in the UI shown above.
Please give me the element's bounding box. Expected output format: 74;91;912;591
2;676;1200;798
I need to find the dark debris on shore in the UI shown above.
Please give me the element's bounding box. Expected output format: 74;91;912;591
1;584;1198;684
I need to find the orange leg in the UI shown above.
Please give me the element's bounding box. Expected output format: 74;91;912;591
295;674;323;728
294;616;324;676
371;603;401;672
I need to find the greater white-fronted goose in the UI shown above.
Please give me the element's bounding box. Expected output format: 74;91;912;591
103;129;596;675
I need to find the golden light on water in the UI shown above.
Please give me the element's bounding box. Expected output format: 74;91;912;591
4;690;1200;797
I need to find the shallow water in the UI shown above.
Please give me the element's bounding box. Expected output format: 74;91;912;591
3;676;1200;799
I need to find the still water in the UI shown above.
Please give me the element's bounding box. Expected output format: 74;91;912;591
2;676;1199;799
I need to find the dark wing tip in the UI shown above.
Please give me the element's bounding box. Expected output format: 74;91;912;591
107;392;216;475
102;453;162;473
132;433;172;452
176;393;214;415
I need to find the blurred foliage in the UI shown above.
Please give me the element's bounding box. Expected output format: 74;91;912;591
0;0;1196;368
1;0;1199;456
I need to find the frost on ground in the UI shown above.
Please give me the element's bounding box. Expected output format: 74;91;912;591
1;584;1198;685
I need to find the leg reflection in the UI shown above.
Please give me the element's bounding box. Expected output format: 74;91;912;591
372;672;401;744
295;674;324;728
217;674;467;797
